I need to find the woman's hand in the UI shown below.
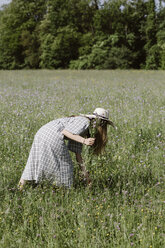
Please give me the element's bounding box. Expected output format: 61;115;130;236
84;138;95;146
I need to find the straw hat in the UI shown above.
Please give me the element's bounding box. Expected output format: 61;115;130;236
81;108;115;127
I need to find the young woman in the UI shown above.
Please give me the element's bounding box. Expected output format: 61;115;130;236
18;108;114;189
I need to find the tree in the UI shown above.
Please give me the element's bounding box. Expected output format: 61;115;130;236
40;26;80;68
39;0;95;68
0;0;164;69
157;6;165;69
120;0;148;68
0;0;46;69
145;0;160;69
0;2;24;69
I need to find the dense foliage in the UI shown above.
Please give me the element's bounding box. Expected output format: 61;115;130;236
0;0;165;69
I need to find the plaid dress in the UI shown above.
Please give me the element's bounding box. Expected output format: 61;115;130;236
21;116;90;187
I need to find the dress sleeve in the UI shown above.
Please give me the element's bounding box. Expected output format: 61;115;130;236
64;117;90;135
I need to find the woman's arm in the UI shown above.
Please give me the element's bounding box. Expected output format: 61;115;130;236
61;129;95;146
76;153;91;185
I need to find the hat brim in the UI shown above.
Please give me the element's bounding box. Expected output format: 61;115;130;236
81;114;115;128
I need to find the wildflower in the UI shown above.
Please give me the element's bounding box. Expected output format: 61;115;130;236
89;118;100;137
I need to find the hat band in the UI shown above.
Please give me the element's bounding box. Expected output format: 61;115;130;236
93;113;109;120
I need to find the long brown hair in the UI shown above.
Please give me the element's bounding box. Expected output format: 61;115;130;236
69;115;108;155
92;121;108;155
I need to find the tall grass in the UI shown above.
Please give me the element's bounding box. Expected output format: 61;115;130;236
0;70;164;247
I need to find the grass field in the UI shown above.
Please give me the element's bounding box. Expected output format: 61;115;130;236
0;70;164;248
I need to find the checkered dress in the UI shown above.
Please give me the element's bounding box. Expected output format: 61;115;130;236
21;116;90;187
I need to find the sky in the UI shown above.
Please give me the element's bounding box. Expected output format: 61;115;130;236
0;0;11;8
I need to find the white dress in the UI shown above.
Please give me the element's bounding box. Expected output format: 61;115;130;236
21;116;90;187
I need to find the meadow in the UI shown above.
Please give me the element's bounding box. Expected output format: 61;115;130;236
0;70;164;248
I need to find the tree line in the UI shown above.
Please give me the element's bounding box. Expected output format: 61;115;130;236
0;0;165;70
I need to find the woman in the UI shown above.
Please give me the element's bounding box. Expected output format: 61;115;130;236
18;108;114;189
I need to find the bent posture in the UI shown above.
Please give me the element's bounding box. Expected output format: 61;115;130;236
18;108;114;189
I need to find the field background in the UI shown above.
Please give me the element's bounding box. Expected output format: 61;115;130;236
0;70;164;247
